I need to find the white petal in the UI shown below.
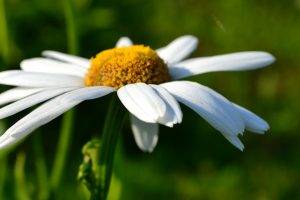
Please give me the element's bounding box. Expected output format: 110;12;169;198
151;84;182;125
0;70;84;87
161;81;244;138
156;35;198;64
131;114;159;153
0;87;78;119
170;51;275;79
21;58;87;77
0;87;115;149
200;86;245;135
0;87;43;106
42;50;90;68
115;37;133;47
117;83;176;126
223;134;244;151
233;103;269;134
0;136;18;149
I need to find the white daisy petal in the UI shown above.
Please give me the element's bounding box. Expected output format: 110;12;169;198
170;51;275;79
0;87;43;106
130;114;159;153
151;84;182;125
223;134;244;151
42;50;90;68
0;136;18;149
0;87;79;119
161;81;244;139
116;37;133;47
233;103;269;134
0;70;84;87
200;86;245;135
0;86;115;149
21;58;87;77
117;87;156;123
156;35;199;64
117;83;177;126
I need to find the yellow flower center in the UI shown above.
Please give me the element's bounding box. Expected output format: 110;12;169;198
84;45;171;88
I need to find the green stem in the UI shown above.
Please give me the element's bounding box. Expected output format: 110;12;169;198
0;153;7;199
50;0;78;193
14;153;30;200
0;0;10;193
63;0;78;55
33;134;49;200
93;96;126;200
0;0;11;195
0;0;10;64
0;122;7;199
50;109;75;190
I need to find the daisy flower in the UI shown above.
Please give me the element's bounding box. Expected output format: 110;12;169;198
0;35;275;152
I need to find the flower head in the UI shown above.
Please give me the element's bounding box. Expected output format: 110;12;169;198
85;45;170;88
0;35;275;152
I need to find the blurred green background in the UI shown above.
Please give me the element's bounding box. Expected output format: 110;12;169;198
0;0;300;199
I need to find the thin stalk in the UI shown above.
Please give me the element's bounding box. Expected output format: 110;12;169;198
50;109;75;191
0;0;11;195
0;153;7;199
0;1;14;199
14;153;30;200
63;0;78;55
0;0;10;64
0;122;7;199
92;96;126;200
50;0;78;193
33;134;49;200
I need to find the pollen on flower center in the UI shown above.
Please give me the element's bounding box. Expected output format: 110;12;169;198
84;45;171;88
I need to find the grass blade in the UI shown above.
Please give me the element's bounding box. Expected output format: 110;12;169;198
0;0;11;64
50;0;79;194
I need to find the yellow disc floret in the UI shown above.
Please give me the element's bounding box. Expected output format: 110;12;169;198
84;45;171;88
